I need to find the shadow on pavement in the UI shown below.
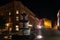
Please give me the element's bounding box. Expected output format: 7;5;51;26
12;35;35;40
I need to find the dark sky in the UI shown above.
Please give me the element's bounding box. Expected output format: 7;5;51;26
0;0;60;21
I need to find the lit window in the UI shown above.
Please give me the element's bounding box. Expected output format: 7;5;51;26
16;16;19;21
16;10;19;14
5;23;10;27
16;25;19;28
16;28;19;31
15;25;19;31
9;27;12;31
4;36;8;39
9;12;11;15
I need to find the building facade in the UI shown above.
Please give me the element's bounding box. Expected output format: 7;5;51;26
43;18;52;29
0;1;37;33
36;18;52;29
57;10;60;30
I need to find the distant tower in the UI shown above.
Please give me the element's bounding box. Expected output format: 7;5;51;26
57;10;60;29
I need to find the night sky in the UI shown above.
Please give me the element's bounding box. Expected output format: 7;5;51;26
0;0;60;22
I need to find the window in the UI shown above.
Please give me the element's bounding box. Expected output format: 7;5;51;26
9;12;11;15
16;16;19;21
9;27;12;31
15;25;19;31
16;28;19;31
16;10;19;14
15;25;19;28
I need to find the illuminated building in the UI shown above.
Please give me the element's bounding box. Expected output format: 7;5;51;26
36;18;52;30
57;10;60;30
52;10;60;30
0;1;36;32
53;22;58;30
43;18;52;29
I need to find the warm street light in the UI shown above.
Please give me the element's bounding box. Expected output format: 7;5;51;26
53;25;58;30
43;18;52;29
5;23;11;27
5;23;12;30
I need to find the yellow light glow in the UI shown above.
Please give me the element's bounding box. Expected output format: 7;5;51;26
16;10;19;14
16;28;19;31
5;23;10;27
28;24;32;27
16;25;19;28
53;25;58;30
44;19;52;29
5;23;11;30
9;27;12;31
15;25;19;31
9;12;11;15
